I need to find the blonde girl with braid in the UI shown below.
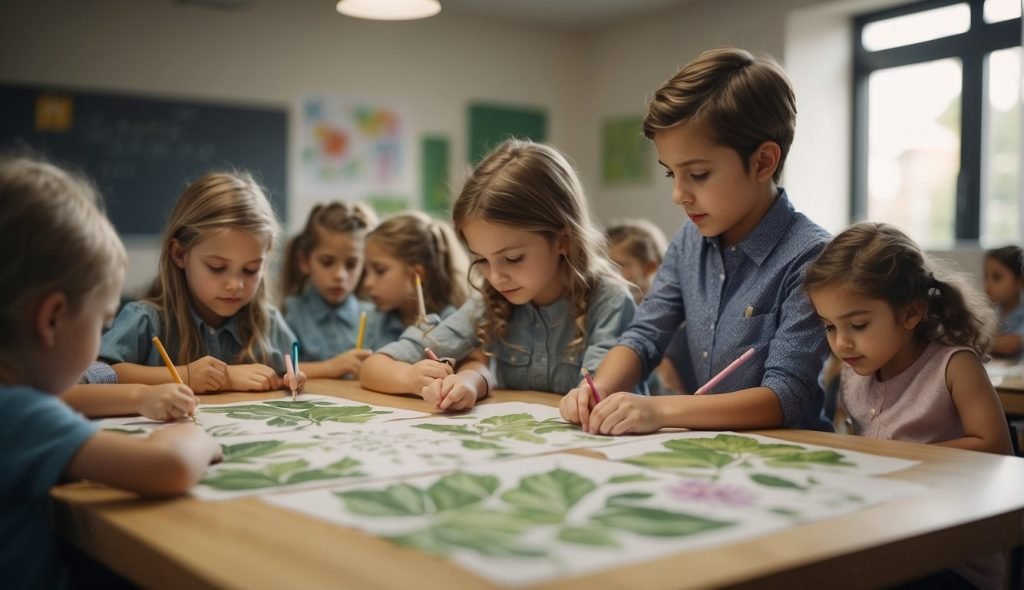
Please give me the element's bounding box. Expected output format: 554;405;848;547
101;171;304;394
360;211;469;349
281;201;378;379
361;140;638;411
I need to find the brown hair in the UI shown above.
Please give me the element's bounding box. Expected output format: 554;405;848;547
606;219;668;266
804;222;995;357
643;47;796;182
281;201;377;300
986;245;1024;281
366;211;469;313
147;171;280;365
452;139;620;355
0;156;126;352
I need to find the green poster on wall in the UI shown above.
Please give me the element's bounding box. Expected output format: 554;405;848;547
601;116;650;185
468;103;548;164
422;136;450;216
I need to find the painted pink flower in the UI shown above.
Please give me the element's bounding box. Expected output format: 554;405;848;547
667;479;757;507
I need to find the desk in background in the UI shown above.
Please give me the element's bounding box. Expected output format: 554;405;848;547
52;380;1024;590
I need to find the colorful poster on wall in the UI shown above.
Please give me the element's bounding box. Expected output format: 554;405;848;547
298;95;414;210
601;115;650;185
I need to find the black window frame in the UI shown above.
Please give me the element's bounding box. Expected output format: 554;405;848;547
851;0;1021;241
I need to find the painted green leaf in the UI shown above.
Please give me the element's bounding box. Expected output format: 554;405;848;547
389;521;543;558
335;483;429;516
500;468;596;515
624;449;734;470
666;434;759;453
265;459;310;480
221;440;292;463
591;505;733;537
264;400;322;410
413;423;477;436
200;469;281;490
533;419;579;434
309;406;382;423
764;450;855;468
558;525;619;547
285;459;364;485
479;413;535;426
607;492;655;506
490;430;546;444
427;472;500;512
104;427;147;435
749;473;806;490
459;439;505;451
267;415;306;427
508;507;565;525
607;474;656;484
749;443;808;457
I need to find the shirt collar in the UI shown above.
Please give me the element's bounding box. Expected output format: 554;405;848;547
301;286;358;325
704;188;795;266
188;304;244;345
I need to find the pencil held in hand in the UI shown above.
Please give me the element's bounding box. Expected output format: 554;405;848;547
356;311;367;350
580;367;602;403
695;347;756;395
152;336;195;421
284;353;297;401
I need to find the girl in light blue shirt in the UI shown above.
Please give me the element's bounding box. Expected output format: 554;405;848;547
101;171;304;394
984;245;1024;358
359;211;467;349
281;201;378;378
361;140;636;411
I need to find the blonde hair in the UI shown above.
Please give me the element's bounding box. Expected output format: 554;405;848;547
643;47;796;182
606;219;668;266
366;211;469;313
804;222;996;357
452;139;619;355
281;201;378;300
0;156;126;351
147;171;280;365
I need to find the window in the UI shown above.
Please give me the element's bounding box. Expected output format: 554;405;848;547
852;0;1021;247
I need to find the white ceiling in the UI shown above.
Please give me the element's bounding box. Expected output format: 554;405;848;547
438;0;698;30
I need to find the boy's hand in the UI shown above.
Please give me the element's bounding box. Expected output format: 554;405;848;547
137;383;197;421
185;356;229;393
560;378;597;431
421;372;481;411
403;359;454;392
587;393;662;435
227;364;282;391
328;349;374;378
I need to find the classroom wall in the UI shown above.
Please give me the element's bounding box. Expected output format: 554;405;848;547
0;0;589;295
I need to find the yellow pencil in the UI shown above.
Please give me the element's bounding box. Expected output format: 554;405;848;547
356;311;368;350
151;336;196;422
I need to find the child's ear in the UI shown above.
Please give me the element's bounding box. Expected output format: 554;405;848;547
170;239;187;270
34;292;68;349
556;231;570;256
297;252;311;275
642;260;660;276
751;141;781;183
899;300;927;331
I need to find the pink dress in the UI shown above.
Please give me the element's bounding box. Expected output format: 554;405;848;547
840;341;1003;590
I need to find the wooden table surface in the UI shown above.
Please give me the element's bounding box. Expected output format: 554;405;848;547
52;379;1024;590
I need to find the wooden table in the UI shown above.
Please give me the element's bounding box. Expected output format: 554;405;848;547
52;379;1024;590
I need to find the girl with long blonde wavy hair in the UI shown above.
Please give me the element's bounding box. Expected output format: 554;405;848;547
100;171;304;393
361;140;636;411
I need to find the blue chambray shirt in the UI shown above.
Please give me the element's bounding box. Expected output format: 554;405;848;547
378;275;639;393
284;289;375;361
80;361;118;384
620;190;833;430
361;305;457;352
99;300;297;373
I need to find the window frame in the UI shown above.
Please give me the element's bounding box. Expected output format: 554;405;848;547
851;0;1021;242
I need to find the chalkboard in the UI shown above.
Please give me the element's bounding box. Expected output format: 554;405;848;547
0;84;288;235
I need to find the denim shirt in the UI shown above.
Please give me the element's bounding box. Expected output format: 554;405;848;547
999;300;1024;336
378;274;638;393
361;305;457;352
619;190;833;430
99;300;296;373
284;289;374;361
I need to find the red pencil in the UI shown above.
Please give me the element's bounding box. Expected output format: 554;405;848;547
695;347;756;395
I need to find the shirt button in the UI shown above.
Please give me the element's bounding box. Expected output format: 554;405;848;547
719;273;725;281
702;351;708;358
869;408;876;416
207;327;215;335
710;322;715;330
730;246;736;252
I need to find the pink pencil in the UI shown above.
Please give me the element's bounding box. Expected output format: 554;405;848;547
694;347;756;395
580;367;602;403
